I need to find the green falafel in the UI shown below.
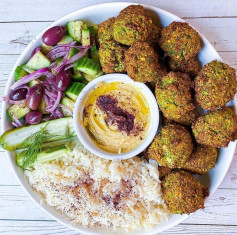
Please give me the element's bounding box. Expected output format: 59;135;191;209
155;72;196;121
169;56;201;78
125;41;165;83
183;144;218;174
159;22;201;61
113;5;153;45
162;171;208;214
99;40;127;74
192;107;237;147
147;123;193;168
98;17;115;44
163;108;200;126
194;60;237;110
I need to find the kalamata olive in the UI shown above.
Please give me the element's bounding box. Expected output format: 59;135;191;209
25;111;42;125
56;69;71;91
10;88;28;101
31;47;42;58
26;84;43;110
42;26;66;46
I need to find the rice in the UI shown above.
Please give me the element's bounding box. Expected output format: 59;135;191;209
25;142;169;232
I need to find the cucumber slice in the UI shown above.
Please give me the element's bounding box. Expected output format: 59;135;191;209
17;144;70;168
90;45;100;64
61;97;75;112
72;71;84;82
26;51;51;70
67;47;78;59
57;35;74;44
6;104;30;122
41;43;53;54
21;64;35;74
14;66;28;82
74;57;100;75
65;82;85;101
67;21;83;42
82;28;90;46
83;70;104;82
0;117;75;151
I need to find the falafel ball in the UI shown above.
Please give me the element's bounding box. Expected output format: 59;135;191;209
125;41;165;83
158;166;172;180
194;60;237;110
169;56;201;78
163;108;200;126
155;72;196;121
98;17;115;44
99;40;127;74
146;24;161;47
147;123;193;168
162;171;208;214
183;145;218;174
113;5;153;45
192;107;237;148
159;22;201;61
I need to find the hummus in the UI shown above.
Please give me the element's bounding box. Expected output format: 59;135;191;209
82;82;150;153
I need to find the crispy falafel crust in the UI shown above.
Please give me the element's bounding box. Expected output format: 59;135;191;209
162;171;208;214
98;17;116;44
183;144;218;174
194;60;237;110
192;107;237;148
147;123;193;168
125;41;165;83
169;56;201;78
159;22;201;61
99;40;127;74
155;72;196;121
113;5;153;45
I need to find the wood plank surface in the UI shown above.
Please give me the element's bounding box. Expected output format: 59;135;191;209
0;0;236;22
0;220;237;235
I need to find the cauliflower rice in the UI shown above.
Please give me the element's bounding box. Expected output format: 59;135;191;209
25;142;169;232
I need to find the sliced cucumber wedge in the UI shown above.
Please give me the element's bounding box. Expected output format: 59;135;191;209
67;21;83;42
82;28;90;46
6;104;30;122
26;51;51;70
74;57;100;75
57;35;74;44
65;82;85;101
0;117;75;151
83;70;104;82
14;66;28;82
17;144;70;168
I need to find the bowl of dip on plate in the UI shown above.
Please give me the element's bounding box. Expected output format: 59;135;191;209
73;73;159;160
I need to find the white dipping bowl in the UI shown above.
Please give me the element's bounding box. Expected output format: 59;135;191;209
73;73;159;160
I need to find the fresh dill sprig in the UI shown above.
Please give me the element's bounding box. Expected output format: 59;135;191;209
20;124;51;170
19;122;72;170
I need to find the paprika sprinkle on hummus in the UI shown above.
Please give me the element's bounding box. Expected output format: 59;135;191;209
82;81;151;153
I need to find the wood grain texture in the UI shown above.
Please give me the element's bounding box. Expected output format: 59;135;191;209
0;0;237;234
0;0;236;22
0;220;237;235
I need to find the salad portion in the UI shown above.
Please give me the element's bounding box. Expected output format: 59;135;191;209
1;20;103;169
4;20;102;127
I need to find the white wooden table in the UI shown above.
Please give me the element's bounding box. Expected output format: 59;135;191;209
0;1;237;234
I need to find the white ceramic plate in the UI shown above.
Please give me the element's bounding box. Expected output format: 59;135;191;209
1;2;236;235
